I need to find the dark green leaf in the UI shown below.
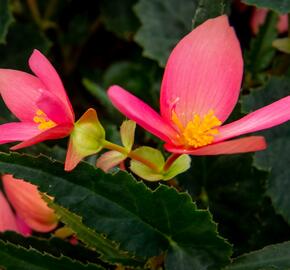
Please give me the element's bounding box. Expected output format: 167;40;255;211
193;0;231;27
103;61;153;96
0;231;106;266
179;154;290;256
0;23;51;70
224;241;290;270
83;60;161;118
134;0;230;66
241;76;290;224
244;12;278;86
100;0;140;40
82;78;113;112
134;0;196;66
0;239;104;270
242;0;290;13
45;198;143;267
0;152;232;269
0;0;14;44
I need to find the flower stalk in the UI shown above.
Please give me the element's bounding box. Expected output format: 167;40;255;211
103;140;161;173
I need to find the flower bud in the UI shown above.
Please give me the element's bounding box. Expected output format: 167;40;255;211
65;108;105;171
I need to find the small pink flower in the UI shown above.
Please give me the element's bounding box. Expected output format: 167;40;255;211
0;190;31;236
251;8;288;34
0;190;19;233
2;174;58;233
0;49;74;150
108;16;290;156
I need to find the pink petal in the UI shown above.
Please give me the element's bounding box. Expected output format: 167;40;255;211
37;89;74;124
96;150;126;172
0;122;41;144
277;14;288;34
0;191;19;233
165;136;266;155
251;9;288;34
216;96;290;142
64;135;83;171
29;50;74;121
2;175;58;233
250;8;267;34
15;215;32;236
108;85;179;144
0;69;44;121
11;123;73;150
160;15;243;126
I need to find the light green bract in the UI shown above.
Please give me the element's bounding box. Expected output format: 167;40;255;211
130;146;191;181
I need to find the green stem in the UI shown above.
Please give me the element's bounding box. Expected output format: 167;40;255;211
44;0;58;19
103;141;161;173
103;141;128;155
26;0;42;27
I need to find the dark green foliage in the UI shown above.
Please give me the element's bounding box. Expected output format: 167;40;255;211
0;0;290;269
242;76;290;224
0;239;104;270
225;241;290;269
0;152;231;269
134;0;196;66
100;0;140;40
242;0;290;13
244;12;278;87
0;0;13;44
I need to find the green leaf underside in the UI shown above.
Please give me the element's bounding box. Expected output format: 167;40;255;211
242;0;290;13
0;0;13;44
0;239;104;270
0;152;231;269
241;76;290;224
224;241;290;270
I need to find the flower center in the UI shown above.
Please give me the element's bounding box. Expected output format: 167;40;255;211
172;110;222;148
33;109;56;131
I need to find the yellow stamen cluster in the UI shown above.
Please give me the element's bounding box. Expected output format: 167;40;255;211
33;109;56;131
172;110;222;148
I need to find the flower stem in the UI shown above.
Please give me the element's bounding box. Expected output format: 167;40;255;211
103;140;160;173
26;0;42;27
103;140;128;155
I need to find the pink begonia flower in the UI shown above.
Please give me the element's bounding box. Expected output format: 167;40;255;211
0;50;104;170
15;214;32;236
0;191;19;233
108;15;290;156
0;49;74;151
0;191;31;235
2;174;58;233
251;8;288;34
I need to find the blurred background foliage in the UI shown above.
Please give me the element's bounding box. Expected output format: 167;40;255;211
0;0;290;264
